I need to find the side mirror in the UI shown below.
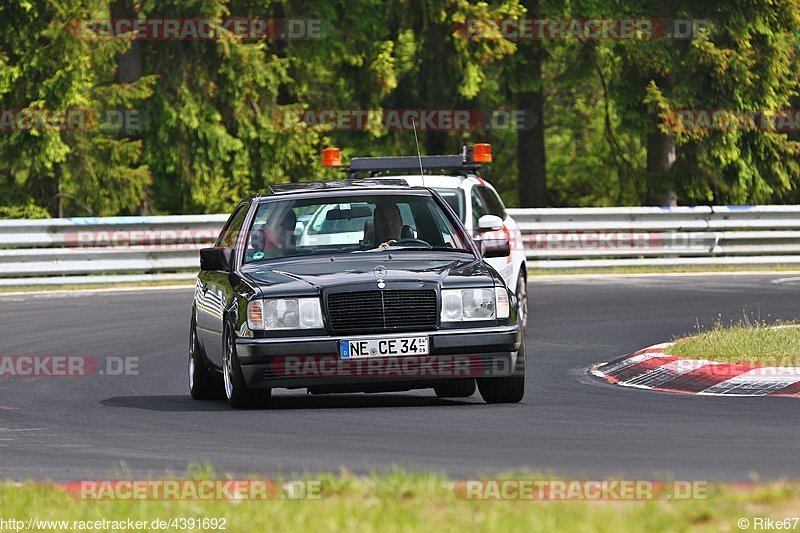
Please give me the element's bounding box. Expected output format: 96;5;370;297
477;214;503;232
476;214;509;257
200;247;234;272
480;238;511;258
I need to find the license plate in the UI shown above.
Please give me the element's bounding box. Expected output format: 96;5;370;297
339;336;429;359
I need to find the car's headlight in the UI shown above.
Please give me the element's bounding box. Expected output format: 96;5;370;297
441;288;505;322
247;297;324;330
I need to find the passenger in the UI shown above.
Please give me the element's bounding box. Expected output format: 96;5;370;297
251;209;297;258
272;209;297;251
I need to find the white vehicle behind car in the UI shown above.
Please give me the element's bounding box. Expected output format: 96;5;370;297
375;174;527;328
318;144;528;328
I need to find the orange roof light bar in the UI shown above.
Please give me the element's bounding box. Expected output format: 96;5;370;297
322;147;342;167
472;143;492;163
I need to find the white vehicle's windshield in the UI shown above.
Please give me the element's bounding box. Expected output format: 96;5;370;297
433;188;465;220
243;193;469;263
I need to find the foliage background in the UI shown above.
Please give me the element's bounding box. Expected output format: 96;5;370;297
1;0;799;217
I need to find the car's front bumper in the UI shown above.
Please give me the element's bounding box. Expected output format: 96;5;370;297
236;324;522;390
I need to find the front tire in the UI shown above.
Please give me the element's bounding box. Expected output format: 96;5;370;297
515;270;528;329
477;339;526;404
434;379;476;398
223;326;271;408
189;316;222;400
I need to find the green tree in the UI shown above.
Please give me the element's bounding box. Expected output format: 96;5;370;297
610;0;800;204
0;0;154;217
133;0;331;214
286;0;523;165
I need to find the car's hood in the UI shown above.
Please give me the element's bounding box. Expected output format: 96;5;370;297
242;252;496;295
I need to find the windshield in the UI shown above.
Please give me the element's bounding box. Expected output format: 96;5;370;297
243;193;470;263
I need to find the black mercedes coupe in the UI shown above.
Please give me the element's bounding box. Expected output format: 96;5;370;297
189;180;525;407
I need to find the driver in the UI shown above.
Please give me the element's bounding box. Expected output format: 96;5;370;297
373;201;403;249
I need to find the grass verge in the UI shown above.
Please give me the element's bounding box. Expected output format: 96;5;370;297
1;470;799;532
665;321;800;366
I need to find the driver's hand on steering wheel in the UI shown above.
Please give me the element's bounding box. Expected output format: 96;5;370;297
378;240;397;250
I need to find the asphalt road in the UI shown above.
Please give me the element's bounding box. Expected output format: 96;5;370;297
1;274;799;482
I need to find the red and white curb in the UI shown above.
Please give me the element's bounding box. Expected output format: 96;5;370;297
591;343;800;397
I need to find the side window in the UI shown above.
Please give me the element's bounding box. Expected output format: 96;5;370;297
471;188;489;229
216;204;250;248
480;186;507;218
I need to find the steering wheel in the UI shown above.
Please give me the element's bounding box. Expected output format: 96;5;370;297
394;238;431;248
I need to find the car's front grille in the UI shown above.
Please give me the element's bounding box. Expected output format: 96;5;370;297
327;290;438;334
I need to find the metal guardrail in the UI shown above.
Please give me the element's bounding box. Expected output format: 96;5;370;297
0;215;227;286
507;205;800;269
0;206;798;286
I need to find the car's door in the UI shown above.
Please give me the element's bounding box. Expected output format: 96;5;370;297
196;202;250;367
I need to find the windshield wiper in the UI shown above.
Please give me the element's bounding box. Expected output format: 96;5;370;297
390;246;469;252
